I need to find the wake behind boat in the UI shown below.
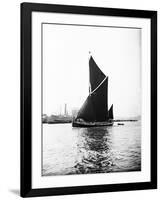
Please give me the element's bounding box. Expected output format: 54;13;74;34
72;54;114;127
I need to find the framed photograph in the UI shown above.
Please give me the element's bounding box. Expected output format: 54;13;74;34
21;2;157;197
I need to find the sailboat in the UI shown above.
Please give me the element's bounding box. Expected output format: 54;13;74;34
72;55;114;127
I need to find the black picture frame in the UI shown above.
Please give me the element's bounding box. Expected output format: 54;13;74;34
21;2;157;197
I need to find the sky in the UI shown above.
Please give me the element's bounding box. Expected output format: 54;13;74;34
43;23;141;118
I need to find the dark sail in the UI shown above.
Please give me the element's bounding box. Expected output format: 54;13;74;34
108;104;114;119
89;56;106;92
73;55;114;127
76;77;108;122
76;96;96;122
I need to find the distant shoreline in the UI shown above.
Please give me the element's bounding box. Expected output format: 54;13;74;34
43;119;138;124
46;121;72;124
113;119;138;122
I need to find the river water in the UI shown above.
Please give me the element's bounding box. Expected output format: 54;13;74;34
42;121;141;176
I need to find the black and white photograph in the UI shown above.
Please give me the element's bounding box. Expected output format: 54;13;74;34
20;3;157;197
42;22;141;176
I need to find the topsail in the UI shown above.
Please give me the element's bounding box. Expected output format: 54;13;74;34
89;56;106;92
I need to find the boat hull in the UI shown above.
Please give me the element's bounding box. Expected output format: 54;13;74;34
72;121;113;128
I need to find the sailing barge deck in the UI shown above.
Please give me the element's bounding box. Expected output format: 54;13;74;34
72;120;113;128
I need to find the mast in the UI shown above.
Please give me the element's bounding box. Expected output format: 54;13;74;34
64;103;67;116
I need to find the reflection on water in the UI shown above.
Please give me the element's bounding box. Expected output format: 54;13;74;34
43;122;141;176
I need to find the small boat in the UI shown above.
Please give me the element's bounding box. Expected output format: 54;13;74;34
117;123;124;126
72;54;114;127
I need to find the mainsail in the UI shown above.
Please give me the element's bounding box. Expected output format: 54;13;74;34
76;96;96;122
108;104;114;119
76;77;108;122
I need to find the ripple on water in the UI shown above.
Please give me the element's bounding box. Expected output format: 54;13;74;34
43;122;141;176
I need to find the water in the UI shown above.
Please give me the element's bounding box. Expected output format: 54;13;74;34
43;121;141;176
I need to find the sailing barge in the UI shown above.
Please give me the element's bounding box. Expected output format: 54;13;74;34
72;55;114;127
